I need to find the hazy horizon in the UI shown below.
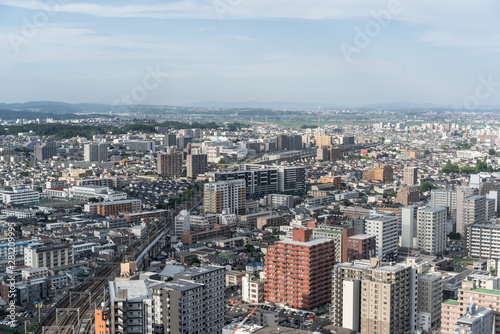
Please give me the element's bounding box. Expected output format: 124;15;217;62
1;0;499;109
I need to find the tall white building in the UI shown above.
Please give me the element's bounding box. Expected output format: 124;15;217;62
401;206;418;248
174;210;190;237
417;207;447;255
84;143;98;162
24;243;74;269
364;215;399;261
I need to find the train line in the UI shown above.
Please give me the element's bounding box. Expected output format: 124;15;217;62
32;191;204;334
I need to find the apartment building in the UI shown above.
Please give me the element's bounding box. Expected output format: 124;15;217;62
204;179;246;215
187;154;207;178
394;186;420;206
417;207;447;255
332;258;416;334
442;280;500;334
109;280;154;334
344;234;376;263
84;199;142;215
176;266;226;334
362;165;393;183
264;229;335;310
364;216;399;261
401;206;418;249
24;243;74;269
403;166;418;186
157;152;182;177
174;210;191;237
468;221;500;259
416;272;443;332
242;273;265;304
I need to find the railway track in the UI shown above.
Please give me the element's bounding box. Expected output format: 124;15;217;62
33;191;204;333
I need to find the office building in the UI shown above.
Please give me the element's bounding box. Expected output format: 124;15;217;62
24;243;74;269
34;141;57;161
204;180;246;215
157;152;182;177
126;140;155;152
315;135;333;146
417;207;447;255
187;154;207;178
364;215;399;261
177;136;192;149
68;185;127;202
401;206;418;248
265;229;335;310
332;258;416;334
403;166;418;186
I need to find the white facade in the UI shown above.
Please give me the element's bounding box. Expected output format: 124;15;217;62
417;207;447;255
24;243;74;269
364;215;399;261
241;274;264;304
174;210;190;237
68;185;127;201
0;186;40;205
401;206;418;248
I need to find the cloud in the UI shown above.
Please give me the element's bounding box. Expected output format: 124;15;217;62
1;0;499;53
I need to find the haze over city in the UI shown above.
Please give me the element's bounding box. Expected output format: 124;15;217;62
1;0;500;107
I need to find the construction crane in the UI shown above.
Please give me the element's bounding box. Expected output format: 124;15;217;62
232;306;258;334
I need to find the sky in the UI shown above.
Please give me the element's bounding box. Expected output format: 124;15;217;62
0;0;500;108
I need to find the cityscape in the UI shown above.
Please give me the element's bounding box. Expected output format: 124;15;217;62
1;1;500;334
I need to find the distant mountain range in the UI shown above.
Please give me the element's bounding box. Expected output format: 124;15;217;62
0;101;498;120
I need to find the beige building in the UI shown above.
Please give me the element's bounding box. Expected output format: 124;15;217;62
403;166;418;186
332;258;417;334
395;186;420;206
203;179;246;215
442;280;500;334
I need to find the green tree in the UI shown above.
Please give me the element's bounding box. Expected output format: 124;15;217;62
420;181;436;192
489;149;496;156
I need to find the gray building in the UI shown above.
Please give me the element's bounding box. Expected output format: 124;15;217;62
34;141;57;161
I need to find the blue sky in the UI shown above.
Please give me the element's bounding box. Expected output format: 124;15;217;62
0;0;499;107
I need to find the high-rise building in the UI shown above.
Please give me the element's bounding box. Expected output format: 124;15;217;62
364;216;399;261
416;272;443;332
401;206;418;248
176;266;226;334
214;165;306;198
417;207;447;255
98;142;108;162
332;258;416;334
315;135;333;146
204;179;246;215
84;143;99;162
34;141;57;161
157;152;182;177
461;195;487;254
109;280;154;334
186;154;207;178
165;133;177;147
177;136;192;149
264;229;335;310
430;189;457;212
276;135;289;151
403;166;418;186
456;187;479;235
